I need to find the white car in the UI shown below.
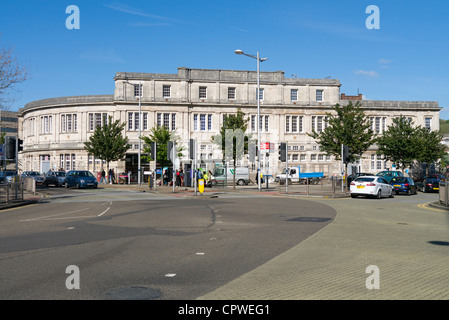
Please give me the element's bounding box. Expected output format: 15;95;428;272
350;176;394;199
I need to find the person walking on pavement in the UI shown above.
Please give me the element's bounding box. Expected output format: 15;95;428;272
101;169;106;184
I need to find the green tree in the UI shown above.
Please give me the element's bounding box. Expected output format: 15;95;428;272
376;116;418;172
308;101;376;164
414;126;446;175
84;116;130;172
140;126;183;170
212;108;251;189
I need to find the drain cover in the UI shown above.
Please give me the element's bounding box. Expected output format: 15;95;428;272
287;217;332;222
106;286;161;300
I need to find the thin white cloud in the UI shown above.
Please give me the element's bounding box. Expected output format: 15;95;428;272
129;22;170;27
378;58;392;64
355;70;379;77
104;2;185;24
378;58;392;69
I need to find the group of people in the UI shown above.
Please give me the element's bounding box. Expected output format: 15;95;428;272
162;169;185;187
100;168;116;184
197;169;213;187
160;168;214;188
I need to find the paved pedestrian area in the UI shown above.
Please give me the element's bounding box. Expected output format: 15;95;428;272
198;197;449;300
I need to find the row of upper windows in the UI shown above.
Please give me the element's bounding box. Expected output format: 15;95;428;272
134;84;326;102
24;113;434;136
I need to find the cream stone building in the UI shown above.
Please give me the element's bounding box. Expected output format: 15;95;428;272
17;67;441;179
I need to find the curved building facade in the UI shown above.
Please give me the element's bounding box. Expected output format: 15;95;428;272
18;67;441;177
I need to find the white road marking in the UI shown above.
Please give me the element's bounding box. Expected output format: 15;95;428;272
165;273;176;277
98;207;110;217
20;208;91;222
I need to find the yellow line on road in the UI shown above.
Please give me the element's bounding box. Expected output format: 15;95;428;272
0;204;37;212
417;202;447;212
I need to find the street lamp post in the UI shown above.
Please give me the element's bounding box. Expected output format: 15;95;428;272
138;82;142;185
234;49;268;192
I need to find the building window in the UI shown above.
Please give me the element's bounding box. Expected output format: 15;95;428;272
370;116;387;134
164;113;170;129
29;118;36;136
312;116;327;133
291;89;298;101
256;88;264;100
228;87;236;100
251;115;256;132
286;115;303;133
300;154;306;162
292;154;299;162
425;117;432;130
171;113;176;131
156;113;176;131
194;114;212;132
208;114;212;131
311;154;317;161
143;113;148;131
199;86;207;99
89;113;108;131
316;90;323;102
128;112;145;131
163;85;171;98
40;115;53;134
134;84;142;98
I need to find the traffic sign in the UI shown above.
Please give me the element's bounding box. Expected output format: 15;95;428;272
198;179;205;194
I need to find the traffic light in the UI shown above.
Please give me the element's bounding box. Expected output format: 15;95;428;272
17;139;23;152
150;142;156;160
343;145;351;164
167;141;174;161
5;136;16;160
278;142;286;162
189;139;195;160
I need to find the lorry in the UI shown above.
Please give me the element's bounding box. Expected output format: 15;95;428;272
275;166;324;185
211;166;251;186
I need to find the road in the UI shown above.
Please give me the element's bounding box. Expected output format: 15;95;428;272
0;187;337;300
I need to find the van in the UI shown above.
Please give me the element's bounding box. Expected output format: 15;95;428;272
212;167;250;186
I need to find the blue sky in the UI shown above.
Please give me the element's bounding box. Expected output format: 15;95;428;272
1;0;449;118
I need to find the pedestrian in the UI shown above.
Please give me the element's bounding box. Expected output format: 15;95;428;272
207;170;213;187
163;170;169;186
101;169;106;184
176;169;181;187
180;169;184;187
111;169;116;184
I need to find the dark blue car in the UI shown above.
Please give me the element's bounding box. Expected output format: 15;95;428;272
65;170;98;189
391;177;417;195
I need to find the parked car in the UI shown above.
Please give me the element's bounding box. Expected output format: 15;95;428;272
390;177;417;195
43;171;66;187
350;176;394;199
376;171;404;183
347;172;372;185
0;171;18;184
21;171;45;185
1;170;17;183
65;170;98;189
418;174;445;193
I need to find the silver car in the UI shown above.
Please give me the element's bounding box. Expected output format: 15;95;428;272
21;171;44;185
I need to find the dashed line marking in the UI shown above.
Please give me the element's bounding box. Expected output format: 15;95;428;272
165;273;176;277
